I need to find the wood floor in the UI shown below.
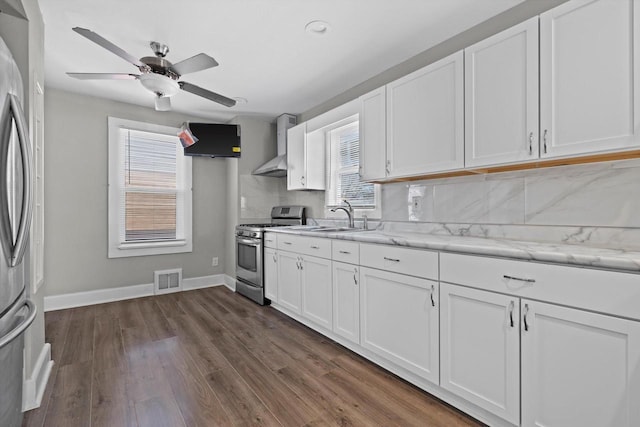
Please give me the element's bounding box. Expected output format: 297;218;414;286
22;286;483;427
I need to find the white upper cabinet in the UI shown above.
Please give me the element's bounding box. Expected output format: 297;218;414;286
540;0;640;158
386;51;464;177
465;17;540;168
359;86;387;181
287;123;325;190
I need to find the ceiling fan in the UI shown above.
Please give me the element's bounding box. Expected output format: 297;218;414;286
67;27;236;111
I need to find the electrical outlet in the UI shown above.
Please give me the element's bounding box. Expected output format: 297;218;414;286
212;257;219;267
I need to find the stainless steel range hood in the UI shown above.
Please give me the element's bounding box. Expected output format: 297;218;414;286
253;113;297;177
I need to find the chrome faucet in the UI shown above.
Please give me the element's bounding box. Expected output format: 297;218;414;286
331;199;354;228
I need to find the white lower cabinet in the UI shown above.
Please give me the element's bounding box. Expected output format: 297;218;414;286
521;299;640;427
264;247;278;302
300;255;332;331
359;267;439;383
277;251;301;314
440;282;520;425
332;261;360;344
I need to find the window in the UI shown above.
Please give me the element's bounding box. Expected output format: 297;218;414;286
325;115;379;216
108;117;192;258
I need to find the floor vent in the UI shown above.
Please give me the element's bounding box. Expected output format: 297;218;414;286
154;268;182;295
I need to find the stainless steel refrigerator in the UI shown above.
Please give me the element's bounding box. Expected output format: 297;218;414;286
0;35;37;427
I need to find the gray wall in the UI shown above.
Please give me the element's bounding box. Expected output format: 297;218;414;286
299;0;569;122
44;88;228;296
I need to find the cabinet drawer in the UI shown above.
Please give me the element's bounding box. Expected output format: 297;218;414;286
360;244;438;279
332;240;359;264
277;234;331;259
440;253;640;321
264;232;277;249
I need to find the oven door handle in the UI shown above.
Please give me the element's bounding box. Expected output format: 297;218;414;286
236;237;261;246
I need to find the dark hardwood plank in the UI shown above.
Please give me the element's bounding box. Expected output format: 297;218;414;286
205;368;282;426
277;364;376;426
43;362;93;427
153;336;235;426
134;395;186;427
92;311;126;372
59;306;95;366
211;331;321;426
332;353;482;426
91;367;137;427
137;297;175;341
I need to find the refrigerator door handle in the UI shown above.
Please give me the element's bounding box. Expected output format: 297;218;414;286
0;299;36;350
8;94;33;268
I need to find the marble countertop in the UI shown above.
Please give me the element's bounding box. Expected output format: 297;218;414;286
268;226;640;273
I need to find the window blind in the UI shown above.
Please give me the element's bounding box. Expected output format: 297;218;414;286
327;122;375;208
120;129;180;242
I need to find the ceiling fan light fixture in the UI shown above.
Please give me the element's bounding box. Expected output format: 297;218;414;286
139;72;179;97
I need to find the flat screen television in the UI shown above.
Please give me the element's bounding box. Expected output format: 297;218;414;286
182;123;241;158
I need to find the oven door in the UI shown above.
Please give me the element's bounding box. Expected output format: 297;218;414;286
236;236;262;287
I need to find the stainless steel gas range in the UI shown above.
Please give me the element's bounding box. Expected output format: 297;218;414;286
235;206;306;305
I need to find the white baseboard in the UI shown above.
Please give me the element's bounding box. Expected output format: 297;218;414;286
23;343;53;411
223;274;236;291
183;274;225;290
44;274;228;312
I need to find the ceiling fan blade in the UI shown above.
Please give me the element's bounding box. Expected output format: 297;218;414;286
67;72;139;80
179;81;236;107
170;53;218;76
72;27;145;68
155;96;171;111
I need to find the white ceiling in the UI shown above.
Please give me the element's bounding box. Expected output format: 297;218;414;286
39;0;522;122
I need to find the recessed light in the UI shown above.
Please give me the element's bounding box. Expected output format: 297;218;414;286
305;20;331;36
233;97;248;105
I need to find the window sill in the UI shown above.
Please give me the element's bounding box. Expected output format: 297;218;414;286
118;239;187;250
109;239;192;259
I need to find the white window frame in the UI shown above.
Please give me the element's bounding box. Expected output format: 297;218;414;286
323;114;381;219
107;117;192;258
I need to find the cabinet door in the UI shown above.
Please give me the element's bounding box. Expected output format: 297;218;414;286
465;17;539;167
521;299;640;427
359;87;387;181
276;251;301;314
264;247;278;302
386;51;464;177
303;129;326;190
332;262;360;344
360;267;439;383
440;283;520;425
300;255;332;330
287;123;306;190
540;0;640;158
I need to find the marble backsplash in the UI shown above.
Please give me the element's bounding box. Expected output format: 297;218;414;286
239;174;325;221
381;158;640;249
382;158;640;228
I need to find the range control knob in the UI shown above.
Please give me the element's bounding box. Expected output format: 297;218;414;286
251;232;258;238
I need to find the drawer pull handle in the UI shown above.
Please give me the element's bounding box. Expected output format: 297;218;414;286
384;257;400;262
283;241;292;245
503;275;535;283
430;284;435;307
523;303;530;331
310;245;320;249
339;250;351;254
509;301;514;328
